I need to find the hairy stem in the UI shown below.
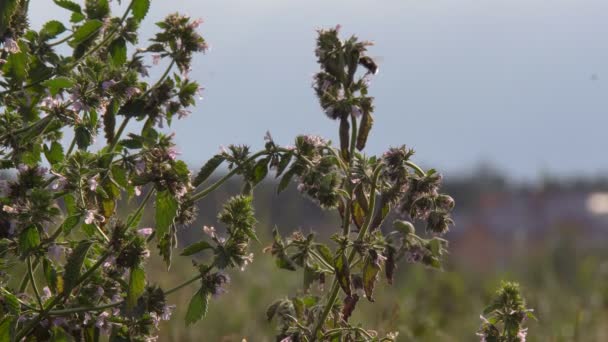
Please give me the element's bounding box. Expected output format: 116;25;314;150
28;256;43;309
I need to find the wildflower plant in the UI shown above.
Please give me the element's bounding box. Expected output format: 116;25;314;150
0;0;461;340
260;26;456;341
0;0;257;341
477;282;535;342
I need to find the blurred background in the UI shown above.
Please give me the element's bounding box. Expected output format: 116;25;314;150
25;0;608;340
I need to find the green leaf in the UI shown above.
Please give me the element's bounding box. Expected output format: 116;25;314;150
70;12;85;23
40;20;67;39
251;158;269;186
155;190;178;238
50;326;71;342
75;125;91;150
53;0;82;13
63;240;93;292
356;112;373;151
315;244;333;266
0;317;14;342
19;226;40;253
362;254;381;302
181;241;213;256
0;0;19;38
334;251;351;296
44;141;64;165
70;19;102;46
42;77;75;96
3;52;28;82
193;155;224;187
277;167;296;194
0;288;20;315
108;38;127;67
339;117;350;161
158;232;173;269
131;0;150;22
126;266;146;310
185;289;209;326
265;300;281;322
275;153;292;178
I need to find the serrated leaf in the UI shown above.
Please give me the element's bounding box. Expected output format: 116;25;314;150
339;117;350;161
75;125;91;150
277;167;296;194
44;141;64;165
126;267;146;310
3;52;28;82
70;19;102;47
155;190;178;238
42;77;75;96
131;0;150;22
0;0;19;38
41;20;67;39
53;0;82;13
193;155;224;187
185;289;209;326
19;226;40;253
108;38;127;67
181;241;213;256
63;240;92;292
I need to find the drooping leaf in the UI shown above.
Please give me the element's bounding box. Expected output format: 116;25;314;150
185;289;209;326
277;167;296;194
342;294;359;322
157;232;173;269
356;112;373;151
362;253;381;302
339;117;350;161
251;157;269;187
126;266;146;310
334;251;351;296
265;300;281;322
181;241;213;256
155;190;178;238
75;125;92;150
63;240;93;292
275;153;292;178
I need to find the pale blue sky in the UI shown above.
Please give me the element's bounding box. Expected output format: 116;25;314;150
30;0;608;180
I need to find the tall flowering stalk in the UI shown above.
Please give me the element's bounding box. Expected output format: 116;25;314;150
262;26;456;341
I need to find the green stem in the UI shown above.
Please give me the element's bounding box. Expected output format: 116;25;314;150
190;151;267;202
310;164;383;341
48;301;121;316
405;160;426;177
127;188;155;228
164;274;203;296
47;33;73;47
309;250;335;272
27;256;43;309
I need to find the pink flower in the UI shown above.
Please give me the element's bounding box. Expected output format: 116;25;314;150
137;228;153;237
3;37;19;53
167;147;180;160
125;87;141;99
88;177;98;191
101;80;117;90
152;54;162;65
2;205;17;214
202;225;216;238
161;304;176;320
177;109;191;119
48;244;63;262
190;18;204;29
134;186;142;196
